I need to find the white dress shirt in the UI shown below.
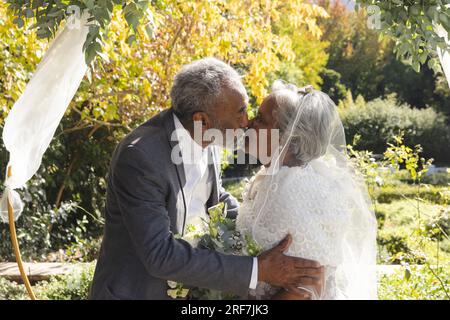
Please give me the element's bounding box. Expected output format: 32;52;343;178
173;114;258;290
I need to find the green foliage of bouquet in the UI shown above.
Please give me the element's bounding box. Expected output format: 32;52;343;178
167;202;262;300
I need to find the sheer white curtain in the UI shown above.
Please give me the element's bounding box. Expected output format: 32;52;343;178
435;23;450;89
0;12;90;222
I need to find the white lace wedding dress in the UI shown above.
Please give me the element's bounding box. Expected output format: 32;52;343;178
236;159;376;300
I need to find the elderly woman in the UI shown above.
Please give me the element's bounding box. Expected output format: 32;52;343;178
237;80;378;300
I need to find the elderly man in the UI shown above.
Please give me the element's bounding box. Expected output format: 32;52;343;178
89;58;323;300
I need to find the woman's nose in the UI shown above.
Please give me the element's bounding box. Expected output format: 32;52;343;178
247;118;254;129
241;113;249;128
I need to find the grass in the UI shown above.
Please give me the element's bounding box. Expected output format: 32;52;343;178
374;182;450;266
0;262;95;300
372;184;449;205
378;265;450;300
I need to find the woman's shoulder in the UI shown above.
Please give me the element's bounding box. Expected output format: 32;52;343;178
274;164;333;191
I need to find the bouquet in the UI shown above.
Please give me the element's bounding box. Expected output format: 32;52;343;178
167;202;262;299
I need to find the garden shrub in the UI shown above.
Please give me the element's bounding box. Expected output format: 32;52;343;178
425;209;450;242
340;96;450;163
378;234;413;264
0;262;95;300
35;263;94;300
0;277;28;300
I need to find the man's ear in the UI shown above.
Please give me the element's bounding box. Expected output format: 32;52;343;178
192;112;211;130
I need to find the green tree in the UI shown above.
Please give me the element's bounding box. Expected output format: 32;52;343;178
269;7;329;89
320;68;348;103
319;0;448;108
354;0;450;73
319;0;392;101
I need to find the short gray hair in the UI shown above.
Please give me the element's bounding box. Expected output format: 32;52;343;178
170;57;248;120
271;80;338;165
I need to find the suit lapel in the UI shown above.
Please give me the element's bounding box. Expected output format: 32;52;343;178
162;110;221;232
162;109;187;235
208;147;220;207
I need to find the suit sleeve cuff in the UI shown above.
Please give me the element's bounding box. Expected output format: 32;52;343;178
249;257;258;289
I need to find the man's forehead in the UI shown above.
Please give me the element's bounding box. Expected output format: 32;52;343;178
221;87;246;102
213;92;245;115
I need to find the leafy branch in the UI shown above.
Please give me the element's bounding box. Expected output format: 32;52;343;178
6;0;158;64
355;0;450;73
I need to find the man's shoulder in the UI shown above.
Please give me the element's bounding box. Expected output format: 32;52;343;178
114;109;173;163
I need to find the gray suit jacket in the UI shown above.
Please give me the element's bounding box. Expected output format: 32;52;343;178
89;108;253;300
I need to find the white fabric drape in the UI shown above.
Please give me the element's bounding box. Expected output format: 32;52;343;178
0;12;90;222
435;23;450;89
438;48;450;88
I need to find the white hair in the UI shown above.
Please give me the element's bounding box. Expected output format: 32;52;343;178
170;57;248;121
271;80;339;165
